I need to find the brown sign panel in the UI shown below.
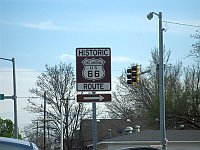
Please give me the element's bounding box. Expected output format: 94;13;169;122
76;48;111;91
77;94;111;103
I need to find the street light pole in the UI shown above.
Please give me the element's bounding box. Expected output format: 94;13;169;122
147;12;167;150
12;58;18;139
0;57;18;139
158;12;167;150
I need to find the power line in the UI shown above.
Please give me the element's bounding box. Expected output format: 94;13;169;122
17;96;41;99
0;70;42;73
0;69;124;73
0;111;32;115
163;20;200;28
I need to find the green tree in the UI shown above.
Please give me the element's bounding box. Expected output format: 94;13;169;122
179;30;200;129
0;117;13;137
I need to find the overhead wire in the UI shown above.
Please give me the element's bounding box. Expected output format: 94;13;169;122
0;69;123;73
163;20;200;28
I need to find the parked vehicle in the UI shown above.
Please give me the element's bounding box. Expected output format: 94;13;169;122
117;147;160;150
0;137;39;150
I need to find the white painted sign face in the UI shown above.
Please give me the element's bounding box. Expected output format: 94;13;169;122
76;48;111;91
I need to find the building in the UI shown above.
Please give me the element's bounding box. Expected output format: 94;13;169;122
88;130;200;150
77;119;200;150
77;118;147;149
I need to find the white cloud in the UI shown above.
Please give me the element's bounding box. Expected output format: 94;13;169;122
58;54;75;62
1;21;78;32
21;21;56;30
112;56;132;63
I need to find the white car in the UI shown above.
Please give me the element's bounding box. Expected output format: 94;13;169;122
117;147;160;150
0;137;39;150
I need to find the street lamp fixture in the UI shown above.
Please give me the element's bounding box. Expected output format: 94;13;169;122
147;12;167;150
147;12;159;20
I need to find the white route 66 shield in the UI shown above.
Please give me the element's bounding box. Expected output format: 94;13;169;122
82;58;105;81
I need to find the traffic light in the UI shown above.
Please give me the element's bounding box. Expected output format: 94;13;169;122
127;65;140;84
0;94;4;100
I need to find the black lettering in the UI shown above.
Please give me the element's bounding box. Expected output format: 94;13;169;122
78;50;84;56
78;49;110;56
83;84;88;89
85;50;89;56
100;83;104;89
83;83;104;90
98;50;102;55
104;50;109;55
88;71;93;77
93;50;97;56
95;71;99;77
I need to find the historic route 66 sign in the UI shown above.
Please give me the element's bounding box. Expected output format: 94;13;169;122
76;48;111;91
82;58;105;81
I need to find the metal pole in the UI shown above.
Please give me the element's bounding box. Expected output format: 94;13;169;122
158;12;167;150
12;58;18;139
44;92;46;150
92;91;97;150
0;57;18;139
66;96;69;149
60;93;64;150
36;121;39;145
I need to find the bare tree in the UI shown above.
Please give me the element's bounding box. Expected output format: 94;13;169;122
188;30;200;62
24;63;90;150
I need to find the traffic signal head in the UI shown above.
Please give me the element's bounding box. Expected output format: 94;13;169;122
0;94;4;100
132;65;140;72
127;68;132;73
126;65;140;85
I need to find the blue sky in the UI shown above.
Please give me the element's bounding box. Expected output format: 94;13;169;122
0;0;200;129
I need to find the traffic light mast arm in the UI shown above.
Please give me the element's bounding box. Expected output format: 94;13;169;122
0;94;15;100
140;69;151;75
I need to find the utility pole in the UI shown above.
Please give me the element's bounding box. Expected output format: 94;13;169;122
147;12;167;150
36;121;39;145
60;93;64;150
65;95;69;149
44;92;46;150
12;58;18;139
158;12;167;150
0;57;18;139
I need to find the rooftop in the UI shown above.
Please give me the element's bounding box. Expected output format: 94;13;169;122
104;130;200;142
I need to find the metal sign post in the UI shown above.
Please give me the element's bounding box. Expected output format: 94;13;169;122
92;92;97;150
